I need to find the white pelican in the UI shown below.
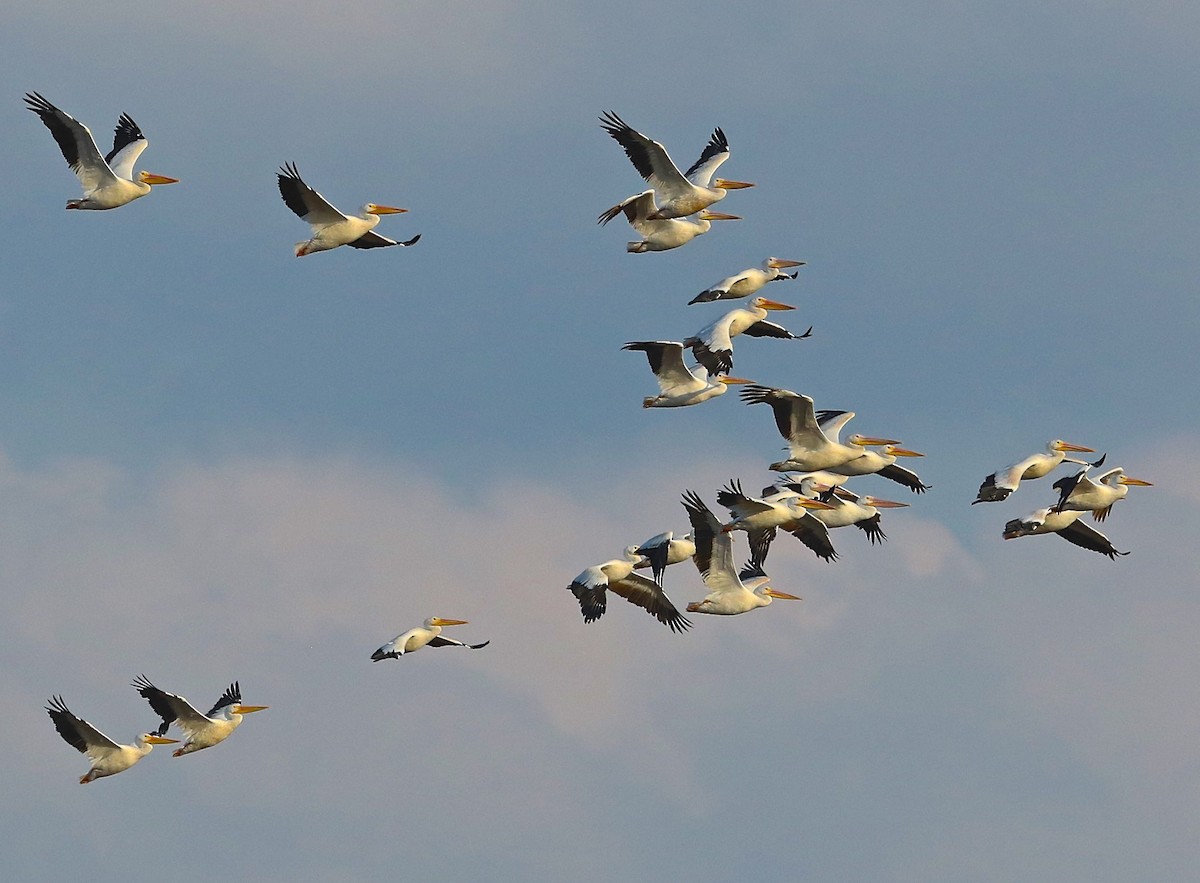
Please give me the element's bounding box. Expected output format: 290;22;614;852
567;545;691;632
633;530;696;586
277;162;420;256
973;441;1098;504
684;298;811;376
805;486;909;544
371;618;490;660
690;258;806;304
1052;466;1152;521
740;385;901;473
598;190;738;252
715;478;837;566
599;111;754;219
1002;508;1129;559
821;428;930;493
132;676;267;756
46;696;178;783
25;92;178;210
622;340;752;407
681;491;802;615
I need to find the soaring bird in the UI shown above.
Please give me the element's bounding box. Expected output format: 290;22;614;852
1052;466;1152;521
24;92;178;210
805;485;910;545
680;491;802;615
690;258;805;304
622;340;752;407
371;618;489;660
684;298;810;376
973;441;1098;504
817;426;930;493
599;111;754;219
46;696;177;783
715;479;837;566
740;385;901;473
633;530;696;586
1002;508;1129;559
132;676;267;756
598;190;738;252
567;546;691;632
277;162;419;256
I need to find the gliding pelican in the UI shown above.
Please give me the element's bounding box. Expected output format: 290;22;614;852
132;676;267;756
690;258;806;304
46;696;177;783
974;441;1098;503
1052;466;1152;521
715;478;837;566
622;340;752;407
371;618;489;659
598;190;738;252
1002;508;1129;559
634;530;696;586
25;92;178;210
567;545;691;632
278;163;420;256
599;111;754;219
684;298;810;376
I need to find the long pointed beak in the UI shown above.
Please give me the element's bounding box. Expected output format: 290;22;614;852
1056;441;1095;452
758;299;795;311
796;498;835;510
686;602;702;612
887;447;924;458
718;375;754;385
714;178;755;189
1119;477;1153;486
371;205;408;214
767;258;805;269
855;435;902;446
698;211;741;221
142;173;179;185
233;705;269;714
432;618;469;626
145;735;180;744
764;588;802;600
866;498;909;509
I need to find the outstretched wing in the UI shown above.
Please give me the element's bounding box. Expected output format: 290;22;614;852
348;230;421;249
277;162;347;225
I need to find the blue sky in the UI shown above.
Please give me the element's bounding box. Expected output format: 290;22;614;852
2;2;1198;880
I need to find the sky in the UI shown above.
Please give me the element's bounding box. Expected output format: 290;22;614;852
2;1;1199;880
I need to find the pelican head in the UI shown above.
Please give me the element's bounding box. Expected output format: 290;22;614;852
697;210;741;221
1118;476;1153;486
363;203;407;216
427;617;469;627
137;171;179;186
232;705;268;715
749;297;795;311
1051;440;1094;453
862;496;909;509
846;432;904;447
765;258;805;269
714;178;755;190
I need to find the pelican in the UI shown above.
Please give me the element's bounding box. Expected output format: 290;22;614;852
1052;466;1152;521
371;618;489;660
974;441;1098;504
684;298;811;376
821;430;930;493
633;530;696;586
567;545;691;632
622;340;753;407
132;676;267;756
46;696;177;783
598;190;738;252
715;479;837;566
599;111;754;219
690;258;806;304
24;92;178;210
681;491;802;615
806;486;909;544
1002;508;1129;559
740;385;901;473
277;163;420;256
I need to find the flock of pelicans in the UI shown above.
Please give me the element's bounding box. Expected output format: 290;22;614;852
25;95;1151;784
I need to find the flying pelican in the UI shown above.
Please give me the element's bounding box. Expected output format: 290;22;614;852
973;441;1098;504
740;385;901;473
277;162;420;256
371;618;490;660
715;478;837;566
24;92;178;210
684;298;811;376
46;696;178;783
131;676;267;756
680;491;802;615
622;340;753;407
806;486;909;544
567;545;691;632
599;111;754;219
819;426;930;493
633;530;696;586
690;258;806;304
598;190;738;252
1002;508;1129;559
1052;466;1152;521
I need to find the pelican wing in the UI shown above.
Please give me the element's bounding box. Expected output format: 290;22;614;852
348;230;421;249
104;113;148;180
681;490;741;593
46;697;120;755
740;320;810;340
427;635;490;650
622;341;698;390
132;675;212;736
277;163;348;225
782;515;839;562
682;127;731;186
599;111;692;199
25;92;118;192
685;315;736;375
607;572;692;633
740;385;822;447
568;566;609;623
815;409;855;443
855;513;887;545
877;463;931;493
598;189;656;226
636;531;673;586
1057;520;1129;559
1052;469;1094;512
